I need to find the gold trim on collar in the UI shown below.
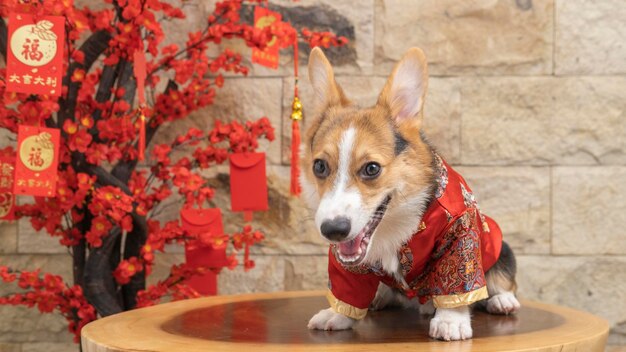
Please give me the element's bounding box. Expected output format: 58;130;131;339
432;286;489;309
326;290;368;320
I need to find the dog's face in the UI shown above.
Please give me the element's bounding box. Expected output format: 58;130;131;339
301;48;435;268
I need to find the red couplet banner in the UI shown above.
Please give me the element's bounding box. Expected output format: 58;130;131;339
5;13;65;96
14;125;61;197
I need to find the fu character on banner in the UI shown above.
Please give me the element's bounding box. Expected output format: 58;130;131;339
229;152;268;222
5;13;64;96
14;125;61;197
181;207;229;295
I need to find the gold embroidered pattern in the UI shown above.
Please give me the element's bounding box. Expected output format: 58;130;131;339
432;286;488;309
326;290;368;320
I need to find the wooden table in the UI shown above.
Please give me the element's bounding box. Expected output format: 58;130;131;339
81;290;609;352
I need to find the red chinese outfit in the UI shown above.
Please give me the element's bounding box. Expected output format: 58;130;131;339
326;154;502;320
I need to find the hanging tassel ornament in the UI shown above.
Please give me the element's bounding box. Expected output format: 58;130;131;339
133;49;148;161
138;107;146;161
290;41;303;196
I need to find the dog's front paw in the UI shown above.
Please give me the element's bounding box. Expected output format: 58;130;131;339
307;308;356;331
487;292;520;315
429;307;472;341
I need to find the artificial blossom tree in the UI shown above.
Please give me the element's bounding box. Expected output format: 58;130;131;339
0;0;346;344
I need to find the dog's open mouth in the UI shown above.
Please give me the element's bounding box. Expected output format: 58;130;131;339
334;195;392;266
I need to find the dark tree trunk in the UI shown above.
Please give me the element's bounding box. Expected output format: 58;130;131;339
58;31;112;137
84;228;123;316
0;19;7;61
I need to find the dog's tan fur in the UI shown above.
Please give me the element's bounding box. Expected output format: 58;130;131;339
302;105;433;210
301;48;435;270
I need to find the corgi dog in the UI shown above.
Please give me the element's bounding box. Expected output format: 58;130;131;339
301;47;520;341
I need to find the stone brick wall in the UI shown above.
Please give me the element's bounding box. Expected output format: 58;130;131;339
1;0;625;351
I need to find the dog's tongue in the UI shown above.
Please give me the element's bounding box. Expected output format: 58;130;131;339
338;233;363;256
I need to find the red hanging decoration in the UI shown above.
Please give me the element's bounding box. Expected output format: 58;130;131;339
251;6;282;69
180;208;228;295
13;125;60;197
133;49;147;161
5;13;64;96
229;152;268;222
138;108;146;161
0;153;16;221
290;41;303;196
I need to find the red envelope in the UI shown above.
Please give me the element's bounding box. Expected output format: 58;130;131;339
181;208;228;295
229;152;268;212
180;207;224;236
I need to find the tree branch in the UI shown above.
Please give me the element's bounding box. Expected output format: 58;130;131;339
85;165;148;241
84;228;123;317
88;65;119;142
90;59;135;138
58;30;112;132
115;82;181;310
81;159;150;311
116;60;137;105
121;216;147;310
83;165;147;311
0;19;7;62
87;61;147;309
95;82;180;308
73;207;91;288
110;79;177;184
86;164;132;193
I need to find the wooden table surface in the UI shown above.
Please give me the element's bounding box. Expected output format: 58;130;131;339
81;290;609;352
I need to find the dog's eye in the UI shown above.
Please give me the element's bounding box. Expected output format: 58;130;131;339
361;162;382;180
313;159;330;179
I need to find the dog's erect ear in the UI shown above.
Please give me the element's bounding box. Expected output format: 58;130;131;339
308;47;347;110
377;47;428;124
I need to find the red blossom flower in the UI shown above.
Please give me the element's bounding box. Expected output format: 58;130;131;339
18;270;41;289
68;129;93;153
113;257;143;285
71;69;86;82
80;115;94;128
226;254;239;270
71;50;85;64
0;267;17;283
302;27;348;48
63;120;78;135
152;144;172;164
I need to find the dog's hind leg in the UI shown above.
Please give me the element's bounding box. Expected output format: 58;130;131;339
370;283;399;310
484;241;521;315
370;283;436;315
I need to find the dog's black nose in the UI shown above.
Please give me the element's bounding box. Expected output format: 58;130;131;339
320;217;351;241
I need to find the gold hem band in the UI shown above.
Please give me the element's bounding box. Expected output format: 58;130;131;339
326;290;368;320
432;286;489;308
